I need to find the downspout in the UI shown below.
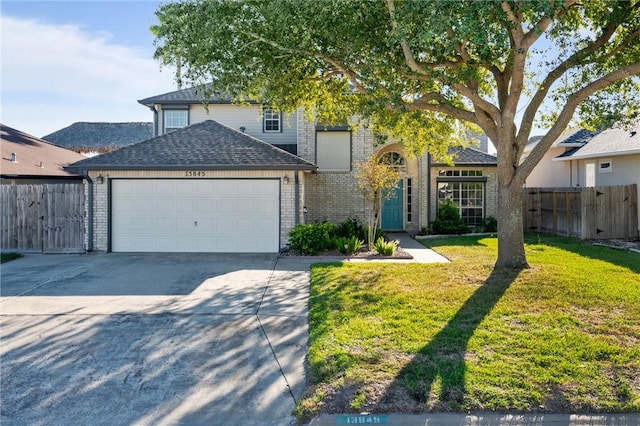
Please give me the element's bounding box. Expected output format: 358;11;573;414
426;153;432;226
570;160;573;187
294;170;300;224
148;105;158;137
84;171;94;252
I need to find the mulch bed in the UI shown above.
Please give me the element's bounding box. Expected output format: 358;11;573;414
280;246;413;259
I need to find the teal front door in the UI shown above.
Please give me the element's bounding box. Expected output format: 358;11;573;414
381;180;403;230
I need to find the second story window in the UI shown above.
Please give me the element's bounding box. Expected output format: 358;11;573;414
163;109;188;133
263;108;281;132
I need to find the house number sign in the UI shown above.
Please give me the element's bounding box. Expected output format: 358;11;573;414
185;171;207;177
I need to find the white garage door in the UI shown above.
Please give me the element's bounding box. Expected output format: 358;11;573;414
111;179;280;253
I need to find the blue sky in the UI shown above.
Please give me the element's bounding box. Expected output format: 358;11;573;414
1;0;177;137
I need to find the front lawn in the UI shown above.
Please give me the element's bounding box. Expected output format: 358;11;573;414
296;235;640;421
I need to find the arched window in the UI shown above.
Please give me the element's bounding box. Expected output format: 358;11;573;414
379;152;406;171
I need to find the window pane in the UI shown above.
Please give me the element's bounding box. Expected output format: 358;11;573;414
317;131;350;171
264;109;281;132
438;181;484;226
164;110;188;132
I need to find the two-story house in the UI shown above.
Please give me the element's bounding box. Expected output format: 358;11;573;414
67;86;497;253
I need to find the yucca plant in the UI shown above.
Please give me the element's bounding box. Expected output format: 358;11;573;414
374;237;397;256
334;236;364;255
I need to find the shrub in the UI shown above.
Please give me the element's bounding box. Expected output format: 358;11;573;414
431;199;471;235
481;216;498;232
334;217;367;241
334;236;364;255
288;222;334;255
374;237;397;256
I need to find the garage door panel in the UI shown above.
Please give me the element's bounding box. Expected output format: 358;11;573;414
195;219;215;233
156;198;177;212
196;198;217;213
176;220;196;233
176;200;197;215
112;179;279;253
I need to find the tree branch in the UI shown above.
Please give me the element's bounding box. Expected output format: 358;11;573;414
386;0;430;76
399;99;479;125
517;61;640;181
518;19;630;144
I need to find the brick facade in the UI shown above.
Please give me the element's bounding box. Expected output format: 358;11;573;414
296;113;427;233
81;100;498;253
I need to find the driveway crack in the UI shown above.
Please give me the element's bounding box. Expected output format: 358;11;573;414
256;314;298;405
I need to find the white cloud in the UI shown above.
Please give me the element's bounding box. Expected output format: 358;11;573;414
1;15;177;137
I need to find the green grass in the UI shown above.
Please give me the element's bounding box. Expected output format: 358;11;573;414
1;252;23;263
296;234;640;420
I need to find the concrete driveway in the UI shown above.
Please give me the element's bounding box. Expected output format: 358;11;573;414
0;253;312;426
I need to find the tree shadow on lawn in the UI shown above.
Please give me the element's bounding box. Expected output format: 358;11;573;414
383;266;522;411
304;264;522;416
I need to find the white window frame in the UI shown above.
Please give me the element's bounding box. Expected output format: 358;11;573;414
598;158;612;174
437;181;485;226
263;108;281;133
163;109;188;133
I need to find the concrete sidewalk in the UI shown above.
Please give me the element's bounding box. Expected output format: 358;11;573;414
387;233;450;263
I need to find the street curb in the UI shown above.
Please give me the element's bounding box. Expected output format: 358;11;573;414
307;412;640;425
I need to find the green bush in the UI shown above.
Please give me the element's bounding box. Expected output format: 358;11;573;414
481;216;498;232
288;222;334;255
334;217;367;241
334;236;364;255
374;237;397;256
431;199;471;235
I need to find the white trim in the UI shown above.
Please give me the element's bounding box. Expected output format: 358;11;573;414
553;148;640;161
598;158;613;174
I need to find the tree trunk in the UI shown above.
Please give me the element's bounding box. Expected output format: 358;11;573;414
495;181;529;269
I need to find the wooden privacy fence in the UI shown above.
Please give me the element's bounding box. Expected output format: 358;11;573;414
523;184;638;239
0;184;85;253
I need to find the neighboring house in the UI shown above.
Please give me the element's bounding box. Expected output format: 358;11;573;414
1;124;86;184
66;86;497;253
523;129;598;188
524;122;640;232
43;122;153;154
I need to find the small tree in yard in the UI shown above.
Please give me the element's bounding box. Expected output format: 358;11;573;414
355;155;399;250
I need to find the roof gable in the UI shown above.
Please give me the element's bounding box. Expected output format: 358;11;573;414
66;120;317;171
554;122;640;160
1;124;86;178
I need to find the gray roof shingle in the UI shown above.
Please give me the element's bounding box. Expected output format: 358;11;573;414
555;128;599;147
65;120;317;172
555;121;640;160
431;146;497;166
43;122;152;151
138;85;241;106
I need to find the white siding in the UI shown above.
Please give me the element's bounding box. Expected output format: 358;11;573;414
158;104;298;145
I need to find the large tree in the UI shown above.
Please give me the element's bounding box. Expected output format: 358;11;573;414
152;0;640;269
